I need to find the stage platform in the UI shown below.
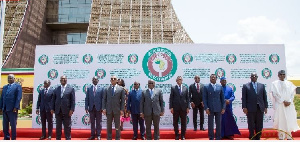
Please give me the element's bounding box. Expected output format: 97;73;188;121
1;128;300;140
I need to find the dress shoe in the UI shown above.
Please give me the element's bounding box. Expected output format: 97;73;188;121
193;128;197;131
200;127;205;131
132;137;137;140
97;136;101;140
39;136;46;140
87;137;95;140
47;137;52;140
181;136;185;140
141;137;145;140
175;135;180;140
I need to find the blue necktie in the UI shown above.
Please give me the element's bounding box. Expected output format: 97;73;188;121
112;86;115;96
178;87;181;95
253;83;257;94
150;89;153;98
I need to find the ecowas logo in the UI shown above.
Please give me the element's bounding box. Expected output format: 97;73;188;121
215;68;226;79
142;47;177;82
36;84;44;93
128;54;138;64
82;83;92;94
82;114;90;126
38;54;49;65
95;69;106;79
269;54;280;64
227;83;236;92
262;68;272;79
36;115;42;125
226;54;237;64
82;54;93;64
48;69;58;80
182;53;193;64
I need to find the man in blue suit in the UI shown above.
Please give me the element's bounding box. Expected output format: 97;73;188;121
0;74;22;140
203;74;225;140
85;76;103;140
242;73;268;140
36;80;54;140
51;75;75;140
127;81;145;140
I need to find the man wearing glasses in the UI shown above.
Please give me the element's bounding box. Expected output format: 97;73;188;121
102;75;125;140
269;70;299;140
140;80;164;140
127;81;145;140
242;73;268;140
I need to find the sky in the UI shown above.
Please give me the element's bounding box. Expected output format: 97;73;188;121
172;0;300;77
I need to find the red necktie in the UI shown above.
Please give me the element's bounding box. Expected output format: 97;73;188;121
197;83;200;93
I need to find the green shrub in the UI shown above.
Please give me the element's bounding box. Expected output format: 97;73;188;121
294;95;300;118
19;101;32;118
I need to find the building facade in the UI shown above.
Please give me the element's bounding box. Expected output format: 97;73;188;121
1;0;193;68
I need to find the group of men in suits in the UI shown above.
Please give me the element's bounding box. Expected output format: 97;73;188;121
1;72;269;140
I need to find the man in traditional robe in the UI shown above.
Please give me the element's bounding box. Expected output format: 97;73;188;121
269;70;300;140
220;77;240;140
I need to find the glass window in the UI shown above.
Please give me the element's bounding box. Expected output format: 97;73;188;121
67;32;87;44
58;0;92;23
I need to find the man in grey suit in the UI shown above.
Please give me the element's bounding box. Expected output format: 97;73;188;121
203;74;225;140
85;76;103;140
169;76;190;140
51;75;75;140
36;80;54;140
102;75;125;140
140;80;164;140
242;73;268;140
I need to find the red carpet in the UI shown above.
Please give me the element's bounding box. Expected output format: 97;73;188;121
1;128;300;140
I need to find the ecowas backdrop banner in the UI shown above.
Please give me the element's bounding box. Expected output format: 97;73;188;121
32;44;285;129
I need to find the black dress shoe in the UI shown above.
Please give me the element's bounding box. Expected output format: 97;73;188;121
97;136;101;140
39;136;46;140
200;127;205;131
181;136;185;140
47;137;52;140
87;137;95;140
175;135;180;140
141;136;145;140
193;128;197;131
132;137;137;140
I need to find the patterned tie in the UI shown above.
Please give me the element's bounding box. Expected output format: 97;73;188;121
197;83;200;93
112;86;115;96
44;88;48;99
178;86;182;95
253;83;257;94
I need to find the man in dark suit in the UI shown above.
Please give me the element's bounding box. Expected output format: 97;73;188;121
36;80;54;140
242;73;268;140
127;81;145;140
189;75;205;131
102;75;125;140
85;76;103;140
51;75;75;140
169;76;190;140
203;74;225;140
140;79;164;140
0;74;22;140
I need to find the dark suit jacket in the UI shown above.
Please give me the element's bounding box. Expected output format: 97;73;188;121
0;83;22;111
140;88;164;116
52;84;75;115
127;89;142;114
189;83;204;106
85;85;103;112
102;85;125;114
169;85;189;111
242;82;268;112
36;87;54;112
202;84;225;112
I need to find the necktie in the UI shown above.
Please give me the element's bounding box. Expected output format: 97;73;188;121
213;84;216;91
112;86;115;96
253;83;257;94
197;83;200;93
61;86;64;98
178;86;181;95
93;86;96;96
44;88;48;99
150;89;153;98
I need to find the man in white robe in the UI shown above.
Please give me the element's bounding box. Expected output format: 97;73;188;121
270;70;300;140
